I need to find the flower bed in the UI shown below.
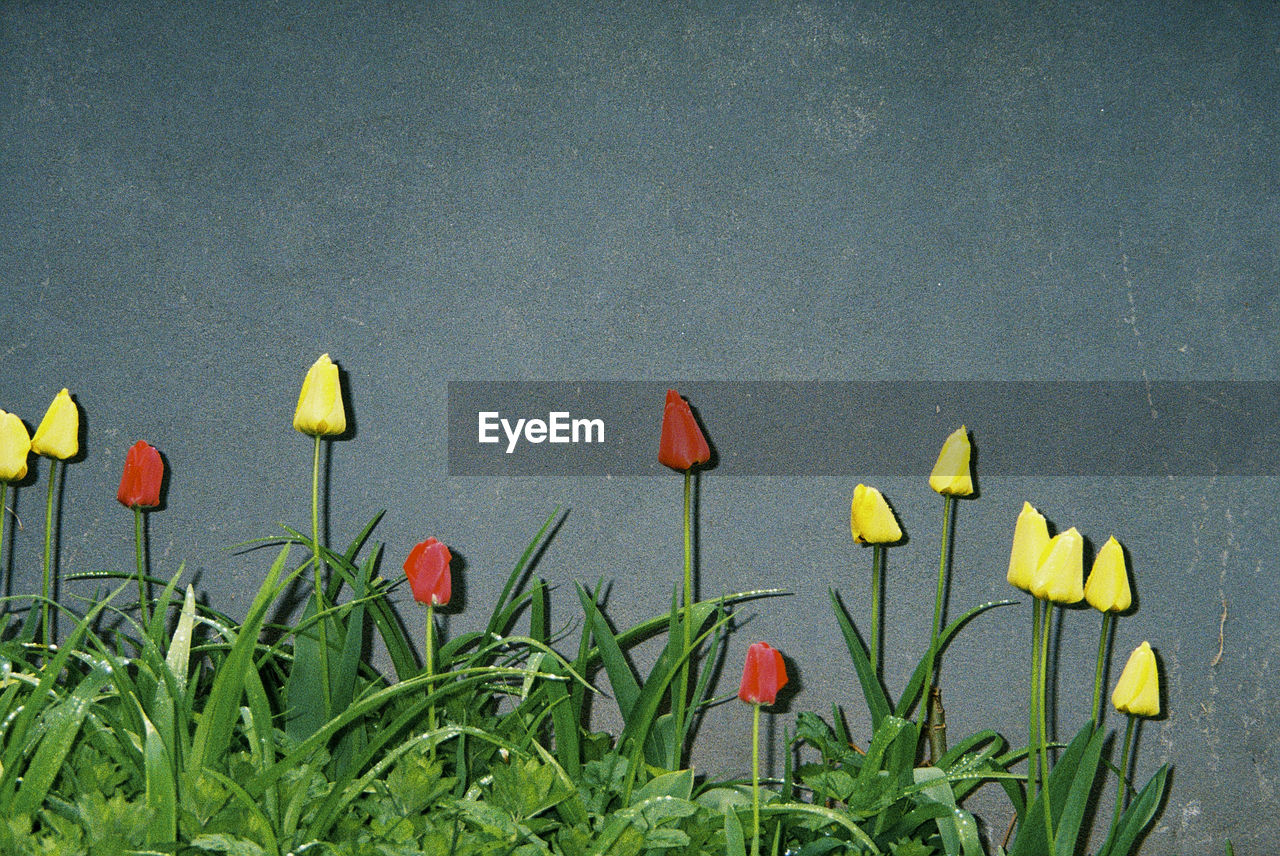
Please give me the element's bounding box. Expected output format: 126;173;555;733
0;359;1180;855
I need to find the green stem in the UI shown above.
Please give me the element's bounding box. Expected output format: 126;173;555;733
1109;715;1136;842
675;469;693;758
41;458;58;650
751;702;762;856
870;544;883;678
1028;599;1041;802
925;494;953;696
426;602;437;734
311;435;332;717
1092;612;1113;726
1038;599;1055;852
0;483;7;598
135;505;148;627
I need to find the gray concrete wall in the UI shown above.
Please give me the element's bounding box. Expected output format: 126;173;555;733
2;1;1276;850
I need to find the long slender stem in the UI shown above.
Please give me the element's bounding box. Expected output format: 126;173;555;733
1038;599;1055;852
1109;715;1136;842
925;495;953;695
0;483;7;598
1028;599;1041;802
41;458;58;649
311;435;332;717
135;505;148;627
751;702;762;856
426;602;437;733
675;469;693;757
1091;612;1113;726
870;544;883;678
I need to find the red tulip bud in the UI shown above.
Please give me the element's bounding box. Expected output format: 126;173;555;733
739;641;788;706
404;537;452;606
117;441;163;510
658;389;710;471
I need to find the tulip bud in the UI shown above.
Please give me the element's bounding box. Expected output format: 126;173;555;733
117;441;164;510
293;354;346;437
850;484;902;544
1007;502;1049;592
1111;641;1160;717
928;426;973;496
1030;527;1085;604
404;537;452;606
30;389;78;460
658;389;710;471
0;411;31;482
1085;536;1131;613
738;641;788;706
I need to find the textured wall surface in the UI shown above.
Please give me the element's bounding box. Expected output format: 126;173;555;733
2;2;1276;851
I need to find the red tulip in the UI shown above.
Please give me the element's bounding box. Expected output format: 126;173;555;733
117;441;163;509
738;641;788;705
404;537;452;605
658;389;710;471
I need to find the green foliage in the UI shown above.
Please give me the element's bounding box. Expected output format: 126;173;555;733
0;493;1174;855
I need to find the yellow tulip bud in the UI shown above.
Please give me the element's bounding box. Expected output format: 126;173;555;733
1084;536;1131;613
1112;641;1160;717
293;354;346;437
1030;526;1084;603
30;389;79;460
1007;502;1049;592
929;426;973;496
850;484;902;545
0;411;31;481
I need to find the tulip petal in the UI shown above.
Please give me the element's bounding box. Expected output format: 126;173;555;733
404;537;452;606
1085;536;1131;613
1112;641;1160;717
851;484;902;544
31;389;79;461
929;426;973;496
1007;502;1049;592
118;441;164;509
739;641;788;705
1030;527;1085;604
294;354;347;437
658;389;710;471
0;411;31;482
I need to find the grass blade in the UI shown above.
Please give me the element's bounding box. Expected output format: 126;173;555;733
829;588;891;728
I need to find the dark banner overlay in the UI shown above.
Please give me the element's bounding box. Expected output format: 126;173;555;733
447;382;1279;477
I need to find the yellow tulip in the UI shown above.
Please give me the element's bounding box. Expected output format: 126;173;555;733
293;354;346;437
1085;536;1131;613
928;426;973;496
30;389;78;460
1112;641;1160;717
850;484;902;544
1007;502;1049;592
1030;527;1084;603
0;411;31;481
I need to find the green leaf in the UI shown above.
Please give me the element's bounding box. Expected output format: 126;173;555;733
830;589;891;728
143;712;177;846
1052;725;1106;856
1009;723;1103;856
166;584;198;693
576;581;641;720
631;768;693;804
893;600;1017;719
912;767;983;856
723;808;748;856
283;595;328;742
12;659;115;816
486;509;561;642
191;545;300;772
1097;765;1169;856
